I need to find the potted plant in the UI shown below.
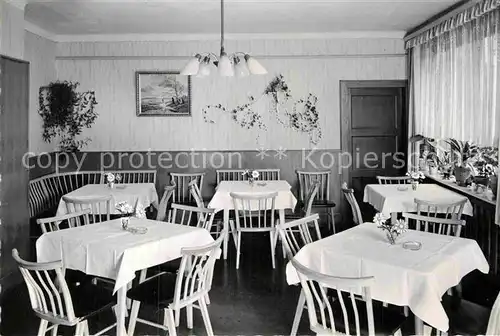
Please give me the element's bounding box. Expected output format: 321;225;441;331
447;139;478;186
39;81;98;152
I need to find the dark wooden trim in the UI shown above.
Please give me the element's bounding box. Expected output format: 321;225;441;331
0;54;28;64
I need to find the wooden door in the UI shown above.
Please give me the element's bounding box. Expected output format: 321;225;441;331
0;56;30;292
340;81;407;218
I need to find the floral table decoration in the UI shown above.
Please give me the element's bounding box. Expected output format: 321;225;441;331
406;171;425;190
116;201;147;234
104;173;121;188
373;213;408;245
242;169;260;186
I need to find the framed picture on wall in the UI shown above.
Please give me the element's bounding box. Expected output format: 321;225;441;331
135;71;191;116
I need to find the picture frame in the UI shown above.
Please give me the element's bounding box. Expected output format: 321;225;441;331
135;71;191;117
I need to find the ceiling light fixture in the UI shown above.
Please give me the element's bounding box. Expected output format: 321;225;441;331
180;0;267;77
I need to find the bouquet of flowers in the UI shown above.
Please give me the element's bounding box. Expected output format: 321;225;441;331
373;213;407;245
242;169;260;185
116;201;147;231
406;170;425;190
104;173;121;188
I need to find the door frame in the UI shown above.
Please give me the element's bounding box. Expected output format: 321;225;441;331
340;80;408;189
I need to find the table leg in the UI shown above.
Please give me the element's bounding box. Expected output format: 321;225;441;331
117;286;128;336
223;208;229;260
391;212;398;224
414;315;424;335
279;209;286;258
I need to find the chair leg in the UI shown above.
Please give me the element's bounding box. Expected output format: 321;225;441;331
330;208;336;234
38;319;49;336
83;321;90;336
291;290;306;336
74;323;84;336
205;293;211;305
51;324;59;336
404;306;409;317
186;303;194;329
269;231;276;269
164;308;178;336
236;232;242;269
199;297;214;336
175;308;181;327
127;300;141;336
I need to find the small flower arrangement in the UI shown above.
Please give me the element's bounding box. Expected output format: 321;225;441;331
406;170;425;190
104;173;121;188
116;201;146;232
373;213;408;245
242;169;260;185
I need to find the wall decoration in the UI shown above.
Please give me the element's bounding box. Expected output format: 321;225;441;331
202;75;322;145
39;81;98;152
136;71;191;116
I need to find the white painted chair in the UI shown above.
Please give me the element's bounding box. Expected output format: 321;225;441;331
100;170;157;184
285;182;319;220
127;231;226;336
170;172;205;205
341;182;363;226
297;171;336;233
62;195;111;224
291;258;405;336
403;212;466;237
276;214;321;336
12;249;117;336
230;191;278;269
37;209;91;233
216;169;281;184
415;198;467;220
189;180;224;237
168;203;216;232
156;184;176;221
376;176;412;184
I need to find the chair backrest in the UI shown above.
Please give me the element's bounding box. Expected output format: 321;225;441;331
376;176;411;184
276;214;321;259
341;182;363;226
230;192;278;231
414;198;466;220
297;171;330;202
188;179;204;208
100;170;157;184
62;195;111;223
216;169;281;184
168;203;215;231
403;212;465;237
156;184;176;221
170;173;205;204
36;209;91;234
303;182;319;217
171;230;226;309
12;249;78;326
291;258;375;336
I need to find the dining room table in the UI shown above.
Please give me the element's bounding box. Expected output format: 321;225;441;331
55;183;159;216
207;180;297;259
363;183;473;223
285;223;489;334
36;218;215;336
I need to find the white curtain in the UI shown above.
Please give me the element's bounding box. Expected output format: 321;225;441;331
412;9;500;147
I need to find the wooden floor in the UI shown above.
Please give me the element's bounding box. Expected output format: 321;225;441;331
0;232;496;335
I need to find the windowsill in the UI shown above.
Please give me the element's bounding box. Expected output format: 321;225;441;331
425;174;496;206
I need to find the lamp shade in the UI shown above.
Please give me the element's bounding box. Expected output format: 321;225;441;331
234;57;250;77
218;52;234;76
198;59;212;77
180;55;201;75
245;55;267;75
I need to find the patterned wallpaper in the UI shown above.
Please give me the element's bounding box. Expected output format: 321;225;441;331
35;38;406;152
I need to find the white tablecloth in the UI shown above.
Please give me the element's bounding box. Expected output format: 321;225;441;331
208;180;297;211
286;224;489;332
55;183;159;216
36;219;214;293
363;184;473;217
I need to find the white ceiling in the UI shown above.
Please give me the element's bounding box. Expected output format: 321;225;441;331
24;0;460;39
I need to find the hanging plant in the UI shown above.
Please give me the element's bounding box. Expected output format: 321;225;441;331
39;81;98;152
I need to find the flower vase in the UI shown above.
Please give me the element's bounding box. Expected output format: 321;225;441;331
108;182;114;189
121;217;130;230
411;181;418;191
248;178;255;187
386;232;397;245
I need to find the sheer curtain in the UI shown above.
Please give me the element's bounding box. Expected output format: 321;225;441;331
412;9;499;147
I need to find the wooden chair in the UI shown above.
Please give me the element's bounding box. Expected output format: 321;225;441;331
291;258;406;336
168;203;216;232
297;171;336;233
100;170;157;184
127;231;226;336
156;185;176;221
230;191;278;269
341;182;363;226
285;182;319;220
12;249;116;336
189;180;224;236
170;173;205;205
216;169;281;184
376;176;411;184
62;195;111;224
37;209;91;234
403;213;466;237
414;198;467;220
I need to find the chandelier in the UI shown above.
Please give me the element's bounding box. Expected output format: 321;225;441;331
180;0;267;77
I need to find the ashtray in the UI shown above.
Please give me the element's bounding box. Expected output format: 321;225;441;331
397;186;408;191
257;182;267;187
126;226;148;234
402;241;422;251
